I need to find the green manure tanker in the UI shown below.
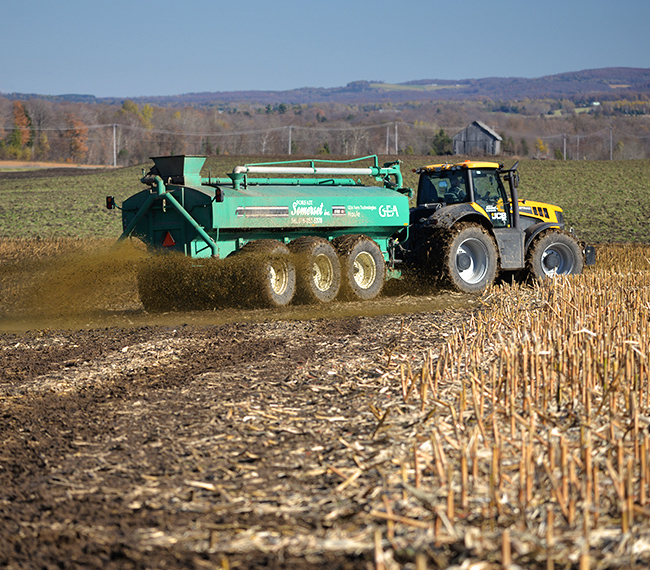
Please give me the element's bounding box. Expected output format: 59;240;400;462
107;155;593;310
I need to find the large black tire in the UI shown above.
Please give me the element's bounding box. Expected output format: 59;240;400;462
290;237;341;304
231;240;296;307
333;235;385;301
431;223;498;293
527;231;584;279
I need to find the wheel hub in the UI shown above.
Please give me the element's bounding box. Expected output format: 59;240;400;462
544;251;561;270
269;262;289;295
541;243;575;276
455;238;489;285
352;252;377;290
312;254;334;292
457;252;472;272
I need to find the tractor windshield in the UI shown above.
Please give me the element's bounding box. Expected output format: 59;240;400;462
417;170;468;206
471;169;510;228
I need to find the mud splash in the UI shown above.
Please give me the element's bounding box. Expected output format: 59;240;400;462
0;239;479;333
0;240;143;331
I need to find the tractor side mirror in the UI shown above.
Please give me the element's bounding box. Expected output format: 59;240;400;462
106;195;116;210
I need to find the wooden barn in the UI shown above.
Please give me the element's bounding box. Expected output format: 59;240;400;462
453;121;502;156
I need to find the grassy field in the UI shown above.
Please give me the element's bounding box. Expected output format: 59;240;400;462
0;156;649;244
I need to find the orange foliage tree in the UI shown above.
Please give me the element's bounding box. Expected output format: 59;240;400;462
65;113;89;162
6;102;33;158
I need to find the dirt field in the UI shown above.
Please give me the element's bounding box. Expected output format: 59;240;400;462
0;160;111;170
0;287;479;569
4;239;650;569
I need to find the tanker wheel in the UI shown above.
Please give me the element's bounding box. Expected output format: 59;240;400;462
527;230;584;279
290;236;341;303
333;234;385;301
235;240;296;307
435;223;498;293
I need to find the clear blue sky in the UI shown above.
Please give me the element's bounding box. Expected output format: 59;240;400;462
2;0;649;98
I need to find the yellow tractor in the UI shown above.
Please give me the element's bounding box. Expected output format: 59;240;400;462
396;160;595;292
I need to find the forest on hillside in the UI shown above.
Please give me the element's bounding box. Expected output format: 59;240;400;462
1;91;649;166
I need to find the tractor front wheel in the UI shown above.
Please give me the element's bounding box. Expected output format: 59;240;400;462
527;231;584;279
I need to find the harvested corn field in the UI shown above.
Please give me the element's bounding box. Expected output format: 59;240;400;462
1;243;650;569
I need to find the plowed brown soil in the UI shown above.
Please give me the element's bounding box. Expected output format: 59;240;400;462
0;244;478;569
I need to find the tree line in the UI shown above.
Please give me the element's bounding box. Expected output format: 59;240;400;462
1;95;649;165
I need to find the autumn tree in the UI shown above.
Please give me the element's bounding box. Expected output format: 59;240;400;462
65;113;88;162
119;100;154;129
535;137;549;158
6;102;33;159
501;135;516;155
13;102;31;146
28;99;55;161
35;132;50;160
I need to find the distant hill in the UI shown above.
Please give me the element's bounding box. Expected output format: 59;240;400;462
4;67;650;107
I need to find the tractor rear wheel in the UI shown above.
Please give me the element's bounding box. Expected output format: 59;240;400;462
233;240;296;307
290;237;341;303
527;231;584;279
333;235;385;301
433;223;498;293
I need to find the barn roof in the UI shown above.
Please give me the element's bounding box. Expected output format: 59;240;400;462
454;120;503;141
473;120;502;141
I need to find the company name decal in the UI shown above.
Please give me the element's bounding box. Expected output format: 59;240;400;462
289;199;327;225
379;204;399;218
291;200;325;217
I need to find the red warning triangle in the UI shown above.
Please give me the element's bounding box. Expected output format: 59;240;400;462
162;231;176;247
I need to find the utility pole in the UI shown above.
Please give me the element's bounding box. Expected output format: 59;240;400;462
394;122;398;154
112;124;117;167
288;125;292;155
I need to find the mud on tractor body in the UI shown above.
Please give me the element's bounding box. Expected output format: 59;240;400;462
106;155;595;310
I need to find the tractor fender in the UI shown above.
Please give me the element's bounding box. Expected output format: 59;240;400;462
524;222;562;250
423;203;490;230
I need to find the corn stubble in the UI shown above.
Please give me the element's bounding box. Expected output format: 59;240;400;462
374;244;650;568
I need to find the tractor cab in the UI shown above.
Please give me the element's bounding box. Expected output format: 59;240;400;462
416;161;513;229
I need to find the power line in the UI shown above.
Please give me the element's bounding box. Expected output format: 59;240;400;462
2;121;649;165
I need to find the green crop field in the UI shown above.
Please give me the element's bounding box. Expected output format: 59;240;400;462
0;157;648;244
